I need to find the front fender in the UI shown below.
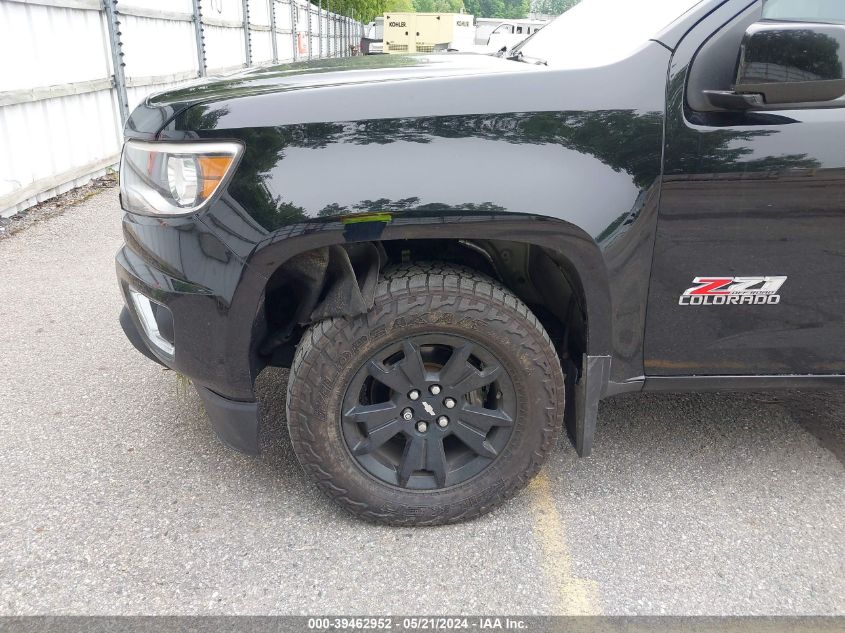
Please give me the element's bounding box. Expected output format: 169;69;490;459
190;109;665;389
154;47;669;391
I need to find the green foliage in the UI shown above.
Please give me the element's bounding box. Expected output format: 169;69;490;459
385;0;415;11
172;370;192;399
532;0;578;17
319;0;469;22
313;0;390;23
414;0;465;12
464;0;529;19
316;0;583;23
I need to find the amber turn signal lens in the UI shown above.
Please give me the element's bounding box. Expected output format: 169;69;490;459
197;155;235;201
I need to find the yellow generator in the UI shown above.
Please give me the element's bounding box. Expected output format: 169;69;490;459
383;13;475;54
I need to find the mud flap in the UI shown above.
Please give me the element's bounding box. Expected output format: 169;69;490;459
567;354;611;457
195;385;261;455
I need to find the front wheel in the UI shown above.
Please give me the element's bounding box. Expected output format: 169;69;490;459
286;263;565;525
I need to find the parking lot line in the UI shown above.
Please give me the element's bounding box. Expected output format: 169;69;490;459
528;470;600;615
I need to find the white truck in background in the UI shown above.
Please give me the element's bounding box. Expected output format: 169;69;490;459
362;17;385;54
483;19;548;51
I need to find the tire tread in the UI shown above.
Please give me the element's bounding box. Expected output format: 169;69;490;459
286;261;564;525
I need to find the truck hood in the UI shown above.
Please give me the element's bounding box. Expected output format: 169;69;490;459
127;53;538;136
128;42;672;136
150;53;529;104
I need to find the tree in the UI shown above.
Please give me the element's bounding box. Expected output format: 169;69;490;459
385;0;415;11
414;0;465;12
464;0;529;19
314;0;390;23
532;0;578;17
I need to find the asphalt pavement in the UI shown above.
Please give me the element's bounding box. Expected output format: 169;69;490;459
0;188;842;615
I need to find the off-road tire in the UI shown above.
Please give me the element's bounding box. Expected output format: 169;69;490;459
286;262;565;525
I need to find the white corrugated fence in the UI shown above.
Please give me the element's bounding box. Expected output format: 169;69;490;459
0;0;363;217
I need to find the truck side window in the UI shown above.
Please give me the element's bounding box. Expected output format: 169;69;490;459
763;0;845;23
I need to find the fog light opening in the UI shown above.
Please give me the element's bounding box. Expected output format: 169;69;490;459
129;290;175;357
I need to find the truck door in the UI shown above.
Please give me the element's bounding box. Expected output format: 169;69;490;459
645;0;845;376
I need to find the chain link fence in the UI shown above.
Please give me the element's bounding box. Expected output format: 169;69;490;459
0;0;364;217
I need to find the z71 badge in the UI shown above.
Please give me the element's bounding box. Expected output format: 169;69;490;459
679;276;787;306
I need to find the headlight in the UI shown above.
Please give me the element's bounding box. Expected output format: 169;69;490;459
119;140;242;216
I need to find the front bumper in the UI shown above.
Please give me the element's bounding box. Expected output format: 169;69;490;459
119;305;166;368
116;214;264;455
119;305;261;454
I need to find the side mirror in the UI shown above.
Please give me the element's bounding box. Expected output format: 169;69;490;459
705;21;845;110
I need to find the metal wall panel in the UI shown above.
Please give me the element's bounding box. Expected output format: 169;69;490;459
203;23;247;71
205;0;242;22
249;0;269;26
0;2;108;91
251;31;274;64
121;16;198;82
127;0;192;11
0;1;119;214
248;0;274;64
0;91;121;213
0;0;362;217
271;0;291;63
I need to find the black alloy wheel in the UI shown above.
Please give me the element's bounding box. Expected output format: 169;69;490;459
341;334;517;490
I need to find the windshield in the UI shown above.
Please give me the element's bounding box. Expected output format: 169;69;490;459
510;0;705;68
763;0;845;23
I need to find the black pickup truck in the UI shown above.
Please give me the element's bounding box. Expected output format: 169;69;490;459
117;0;845;525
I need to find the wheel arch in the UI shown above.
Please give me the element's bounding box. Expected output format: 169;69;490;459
229;215;612;385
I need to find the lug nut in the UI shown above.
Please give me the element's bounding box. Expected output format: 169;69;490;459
417;421;428;433
429;384;442;395
444;397;456;409
437;416;449;428
401;408;414;421
408;389;420;401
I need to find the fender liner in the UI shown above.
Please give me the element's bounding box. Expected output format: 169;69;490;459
237;214;613;357
260;242;383;357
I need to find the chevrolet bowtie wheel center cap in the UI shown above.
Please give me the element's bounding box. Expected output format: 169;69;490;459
341;336;515;491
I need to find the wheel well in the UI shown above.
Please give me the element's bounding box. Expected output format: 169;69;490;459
258;238;587;375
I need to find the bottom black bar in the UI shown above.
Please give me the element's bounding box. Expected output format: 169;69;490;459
0;616;841;633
